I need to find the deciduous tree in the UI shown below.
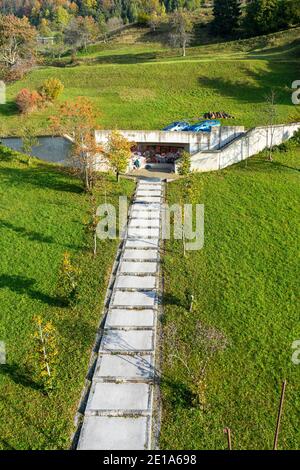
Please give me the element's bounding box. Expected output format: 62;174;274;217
106;130;133;180
0;14;36;68
64;15;98;52
21;125;39;164
169;9;193;57
50;97;102;192
38;78;64;102
32;315;58;393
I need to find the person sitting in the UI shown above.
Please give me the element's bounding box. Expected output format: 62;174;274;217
133;158;141;170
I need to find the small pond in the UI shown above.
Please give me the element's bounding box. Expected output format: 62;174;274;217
0;136;72;165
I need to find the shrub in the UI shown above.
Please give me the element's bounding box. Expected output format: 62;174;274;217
15;88;43;114
137;13;151;25
177;151;191;175
38;78;64;102
57;251;81;304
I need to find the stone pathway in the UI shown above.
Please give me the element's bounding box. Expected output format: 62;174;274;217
77;179;163;450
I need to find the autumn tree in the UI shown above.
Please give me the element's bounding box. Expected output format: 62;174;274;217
169;9;193;57
106;130;133;180
177;150;191;175
33;315;58;393
64;15;98;52
38;78;64;102
0;15;37;68
58;251;81;302
50;97;102;192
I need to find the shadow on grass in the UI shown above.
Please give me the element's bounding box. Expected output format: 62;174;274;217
239;155;300;173
0;165;83;194
0;274;66;307
0;100;18;117
88;51;158;65
0;439;16;450
0;363;42;392
162;292;185;308
248;38;300;57
0;220;55;244
161;376;195;409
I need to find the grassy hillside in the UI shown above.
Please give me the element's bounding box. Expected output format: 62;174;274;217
76;25;300;62
1;59;298;134
0;147;134;449
0;27;299;136
160;143;300;450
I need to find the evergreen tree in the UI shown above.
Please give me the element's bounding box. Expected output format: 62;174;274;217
212;0;241;36
245;0;281;35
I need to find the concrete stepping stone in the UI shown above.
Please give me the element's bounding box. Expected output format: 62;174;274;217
123;249;158;261
132;202;161;210
125;238;159;249
139;181;161;186
119;261;157;275
112;290;156;307
131;210;160;219
129;219;160;228
136;190;162;197
105;309;155;328
137;184;162;192
115;275;156;289
135;196;161;203
128;227;160;238
94;353;154;381
100;330;154;352
78;416;150;450
86;382;152;413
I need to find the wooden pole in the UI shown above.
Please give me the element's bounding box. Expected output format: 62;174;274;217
273;380;287;450
224;427;232;450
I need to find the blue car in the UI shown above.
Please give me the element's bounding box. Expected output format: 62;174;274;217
163;121;190;132
185;120;221;132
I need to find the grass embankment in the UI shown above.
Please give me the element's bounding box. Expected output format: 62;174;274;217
1;57;299;134
160;145;300;450
0;27;299;135
0;147;135;449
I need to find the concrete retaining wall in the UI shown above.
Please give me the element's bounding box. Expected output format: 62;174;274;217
95;127;245;153
188;123;300;172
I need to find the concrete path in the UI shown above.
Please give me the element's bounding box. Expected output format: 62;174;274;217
77;179;163;450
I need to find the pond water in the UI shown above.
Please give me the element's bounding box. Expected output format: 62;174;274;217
0;136;72;165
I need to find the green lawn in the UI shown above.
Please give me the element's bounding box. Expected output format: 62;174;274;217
0;147;135;449
160;145;300;450
1;27;299;135
0;25;299;451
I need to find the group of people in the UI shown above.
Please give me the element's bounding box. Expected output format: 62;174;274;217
131;148;183;170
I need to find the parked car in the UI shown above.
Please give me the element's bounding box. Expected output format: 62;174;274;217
162;121;190;132
185;120;221;132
